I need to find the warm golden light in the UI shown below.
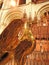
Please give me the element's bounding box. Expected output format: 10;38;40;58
10;0;19;7
43;23;47;26
24;22;27;30
31;35;34;39
10;0;16;7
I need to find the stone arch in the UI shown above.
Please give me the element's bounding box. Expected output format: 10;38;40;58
37;4;49;18
1;10;23;26
0;9;23;34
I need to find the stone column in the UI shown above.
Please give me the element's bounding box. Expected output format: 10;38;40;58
26;0;31;4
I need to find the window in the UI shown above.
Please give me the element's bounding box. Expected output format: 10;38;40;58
44;12;47;16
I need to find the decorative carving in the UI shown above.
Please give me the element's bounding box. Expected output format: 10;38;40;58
0;19;36;65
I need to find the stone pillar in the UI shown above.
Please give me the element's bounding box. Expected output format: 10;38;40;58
26;0;31;4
